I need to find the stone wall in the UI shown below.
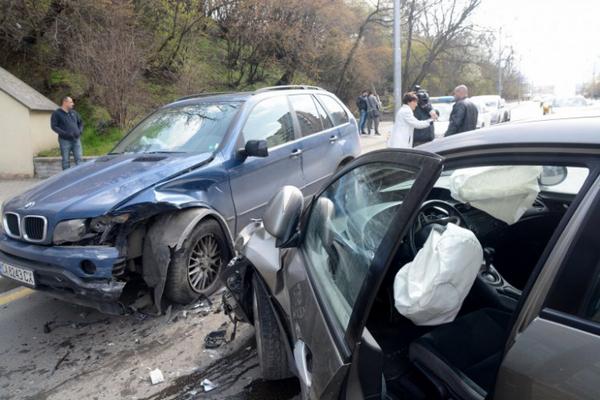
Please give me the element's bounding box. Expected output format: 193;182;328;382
33;156;98;179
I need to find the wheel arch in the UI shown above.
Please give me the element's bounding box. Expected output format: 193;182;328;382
161;207;235;254
140;207;234;314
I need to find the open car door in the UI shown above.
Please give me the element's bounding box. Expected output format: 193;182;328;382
283;149;444;399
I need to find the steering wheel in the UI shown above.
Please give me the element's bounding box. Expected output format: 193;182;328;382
407;200;468;256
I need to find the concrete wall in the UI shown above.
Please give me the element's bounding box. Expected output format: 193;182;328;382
33;156;97;179
0;91;34;177
29;110;58;156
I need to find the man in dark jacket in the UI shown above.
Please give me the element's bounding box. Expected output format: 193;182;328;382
413;91;439;146
356;90;368;134
51;96;84;170
444;85;478;137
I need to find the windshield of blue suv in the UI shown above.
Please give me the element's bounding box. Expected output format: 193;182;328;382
110;102;243;154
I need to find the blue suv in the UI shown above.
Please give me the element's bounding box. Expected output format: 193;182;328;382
0;86;361;314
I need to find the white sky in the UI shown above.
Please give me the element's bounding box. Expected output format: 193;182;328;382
473;0;600;95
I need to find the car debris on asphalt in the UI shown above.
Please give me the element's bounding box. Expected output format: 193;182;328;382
149;368;165;385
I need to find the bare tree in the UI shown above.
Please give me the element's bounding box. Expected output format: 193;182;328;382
335;0;392;95
67;2;148;129
407;0;482;90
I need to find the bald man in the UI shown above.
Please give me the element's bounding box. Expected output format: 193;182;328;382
444;85;478;137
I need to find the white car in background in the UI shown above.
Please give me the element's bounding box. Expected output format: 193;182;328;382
471;95;504;124
430;96;491;139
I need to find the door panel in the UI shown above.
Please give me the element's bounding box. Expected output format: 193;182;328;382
288;94;343;196
284;150;444;398
228;97;305;233
494;316;600;399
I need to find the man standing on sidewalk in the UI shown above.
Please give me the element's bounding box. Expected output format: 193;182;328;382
444;85;478;137
356;90;368;135
366;91;382;135
51;96;84;170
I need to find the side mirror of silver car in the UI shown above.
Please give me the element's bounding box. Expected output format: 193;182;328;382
539;166;568;187
263;186;304;248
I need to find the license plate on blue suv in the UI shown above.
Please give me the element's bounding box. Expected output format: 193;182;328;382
0;262;36;287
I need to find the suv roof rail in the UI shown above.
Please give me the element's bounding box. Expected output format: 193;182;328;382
254;85;325;93
176;92;239;101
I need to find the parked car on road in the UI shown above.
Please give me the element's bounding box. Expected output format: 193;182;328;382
500;98;511;122
470;95;505;125
430;96;490;139
0;86;361;315
550;95;591;115
222;116;600;399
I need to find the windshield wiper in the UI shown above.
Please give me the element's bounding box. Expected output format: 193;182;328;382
145;151;186;154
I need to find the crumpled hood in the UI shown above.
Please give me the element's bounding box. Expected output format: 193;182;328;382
4;153;213;218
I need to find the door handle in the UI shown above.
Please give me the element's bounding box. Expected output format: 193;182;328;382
329;135;339;143
294;340;312;389
290;149;302;157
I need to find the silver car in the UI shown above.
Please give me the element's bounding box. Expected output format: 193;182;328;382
221;116;600;399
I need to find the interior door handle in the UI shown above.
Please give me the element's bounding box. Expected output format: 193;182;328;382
294;339;312;389
329;135;339;142
290;149;302;157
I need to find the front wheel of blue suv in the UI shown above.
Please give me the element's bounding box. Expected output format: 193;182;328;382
165;219;231;304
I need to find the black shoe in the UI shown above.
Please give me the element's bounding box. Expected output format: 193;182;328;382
375;132;381;136
361;132;367;135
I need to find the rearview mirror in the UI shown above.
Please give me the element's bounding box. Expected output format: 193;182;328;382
239;140;268;158
263;186;304;248
539;166;568;187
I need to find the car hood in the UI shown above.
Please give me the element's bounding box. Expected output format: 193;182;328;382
4;153;213;218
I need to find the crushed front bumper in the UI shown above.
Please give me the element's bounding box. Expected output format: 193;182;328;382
0;232;126;314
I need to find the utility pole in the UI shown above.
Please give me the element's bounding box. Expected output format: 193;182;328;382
498;26;502;97
394;0;401;116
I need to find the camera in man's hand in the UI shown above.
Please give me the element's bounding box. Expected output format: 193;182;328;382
414;85;430;107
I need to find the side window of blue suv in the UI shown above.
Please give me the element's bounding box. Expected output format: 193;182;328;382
289;94;323;137
316;94;349;126
243;97;295;148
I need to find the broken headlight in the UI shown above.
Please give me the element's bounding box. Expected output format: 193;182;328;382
53;219;88;244
90;214;129;232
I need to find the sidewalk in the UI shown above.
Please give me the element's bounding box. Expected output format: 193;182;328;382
360;120;391;154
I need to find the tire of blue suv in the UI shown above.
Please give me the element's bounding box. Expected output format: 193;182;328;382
252;275;292;380
165;219;231;304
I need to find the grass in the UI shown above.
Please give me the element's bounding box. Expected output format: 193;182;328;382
38;127;124;157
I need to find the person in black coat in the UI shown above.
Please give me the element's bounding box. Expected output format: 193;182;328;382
355;90;368;134
413;91;439;146
444;85;478;137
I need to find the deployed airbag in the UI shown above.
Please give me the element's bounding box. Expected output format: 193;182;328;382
394;223;483;326
449;165;542;225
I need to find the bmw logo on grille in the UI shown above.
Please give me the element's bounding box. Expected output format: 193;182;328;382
24;201;35;209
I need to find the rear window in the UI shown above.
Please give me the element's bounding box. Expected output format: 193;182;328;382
316;95;349;126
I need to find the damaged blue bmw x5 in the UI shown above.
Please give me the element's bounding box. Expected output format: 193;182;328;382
0;86;360;314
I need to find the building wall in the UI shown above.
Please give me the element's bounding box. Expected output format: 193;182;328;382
0;91;33;177
29;110;58;155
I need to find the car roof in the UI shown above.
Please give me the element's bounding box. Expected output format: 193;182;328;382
471;95;500;100
430;96;454;103
165;85;330;108
418;116;600;156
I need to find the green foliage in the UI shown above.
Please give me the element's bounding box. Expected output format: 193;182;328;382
37;127;123;157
